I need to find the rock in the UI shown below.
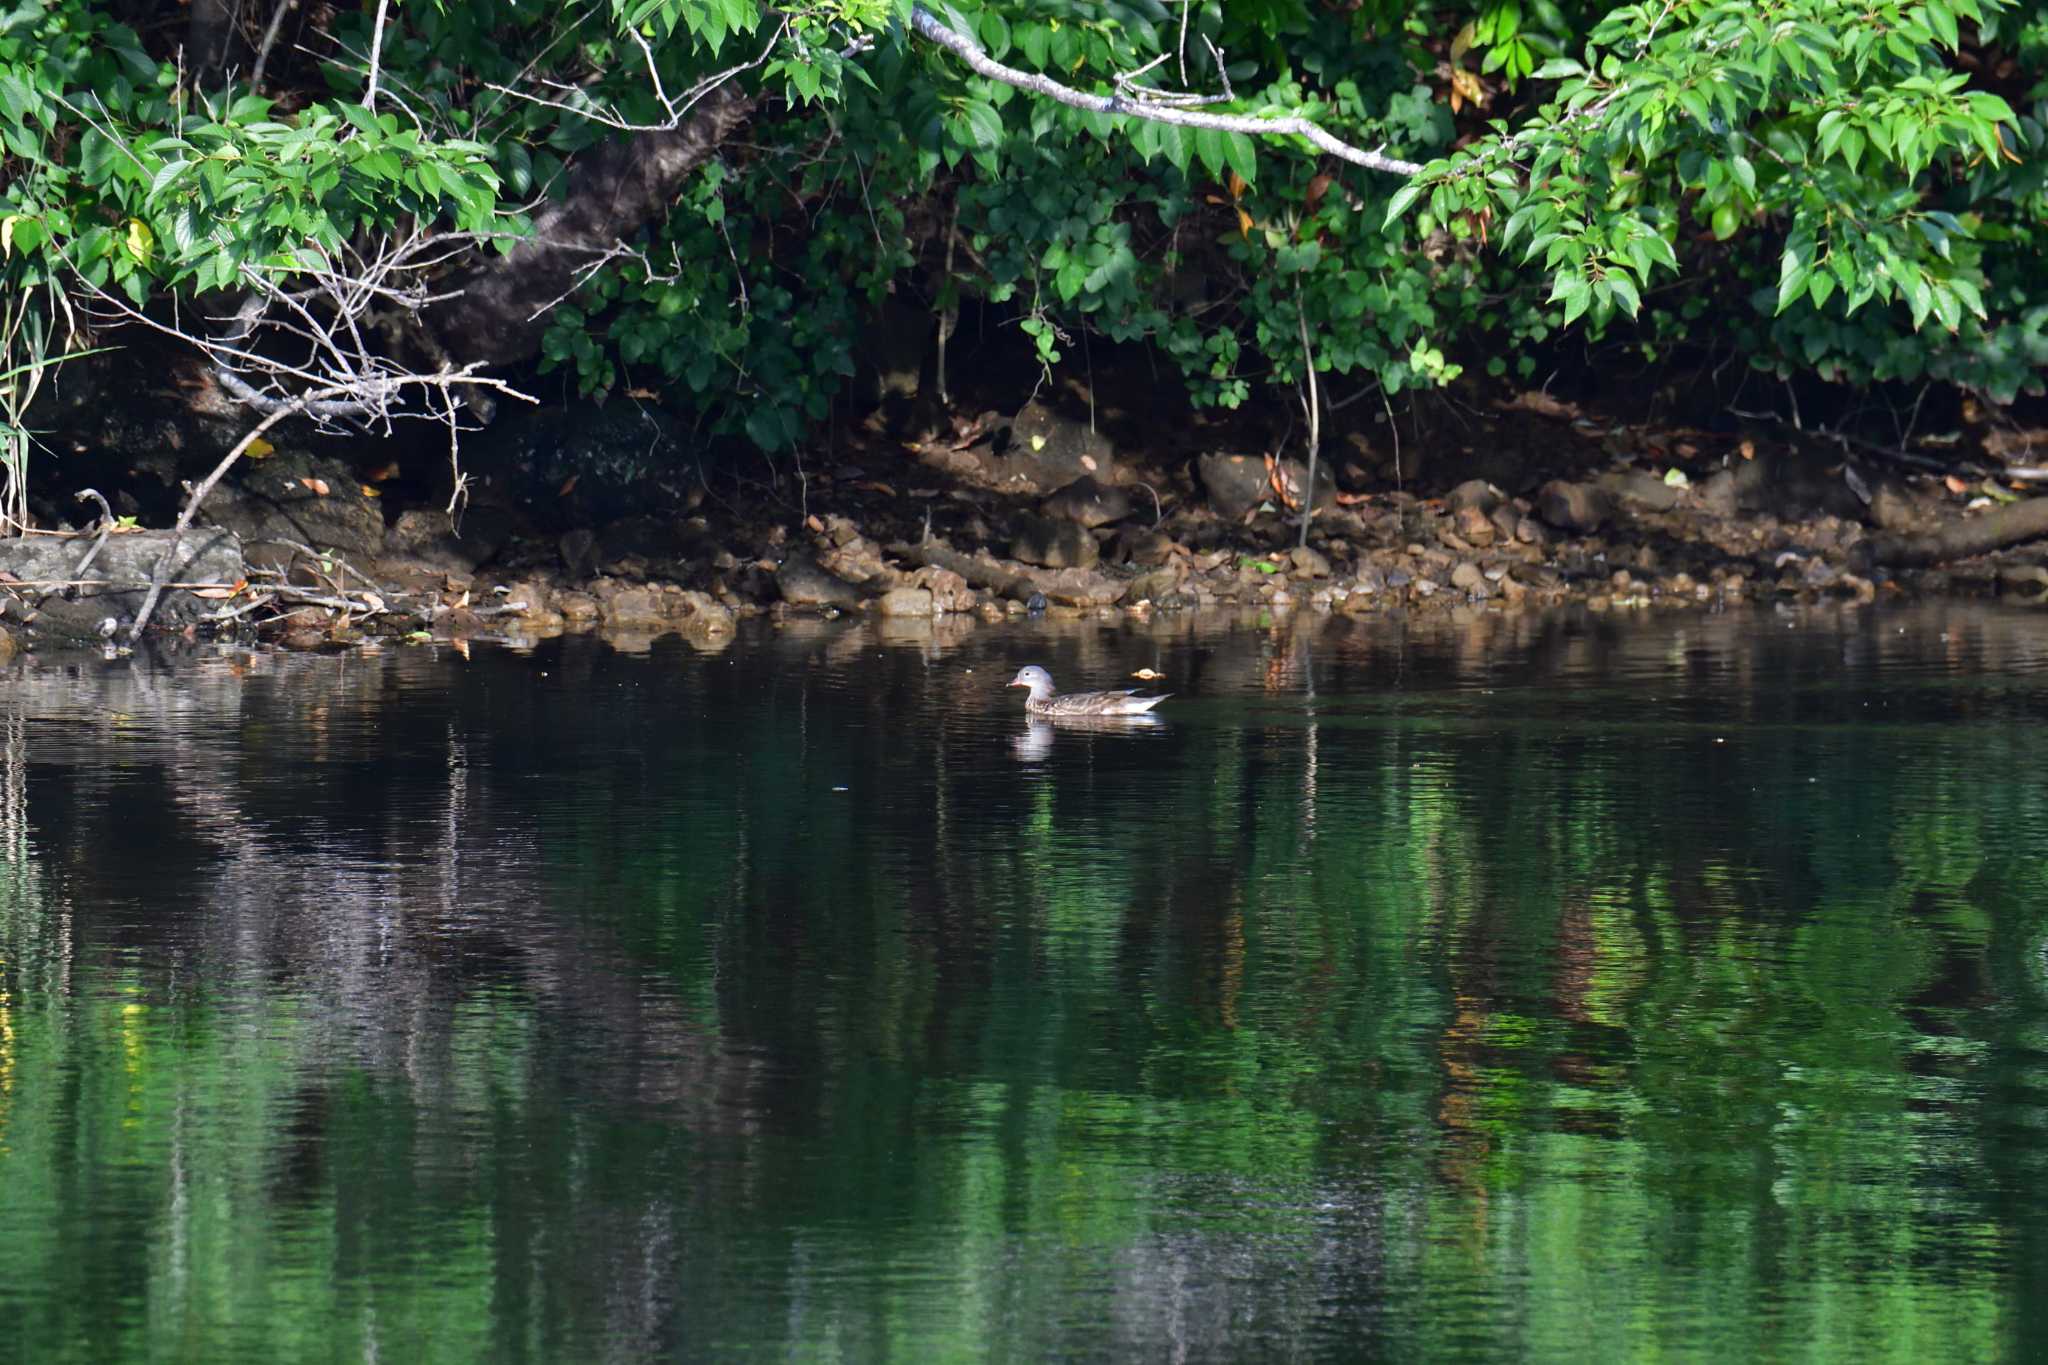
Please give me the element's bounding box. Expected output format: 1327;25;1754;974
489;400;698;521
1001;401;1116;491
1289;545;1332;578
1535;480;1609;533
1031;568;1127;607
381;507;508;573
559;528;599;577
555;591;601;625
204;451;385;560
672;590;735;639
1042;476;1131;528
1115;529;1182;566
818;535;888;586
501;580;564;630
1598;469;1683;512
1198;453;1272;520
0;526;244;639
1446;479;1504;514
777;551;865;609
1869;482;1923;531
1450;561;1486;593
0;622;14;659
1451;505;1497;547
909;567;976;613
1696;470;1739;518
1127;567;1183;603
600;586;664;628
1198;452;1334;521
1514;516;1547;546
877;587;935;618
1011;515;1099;569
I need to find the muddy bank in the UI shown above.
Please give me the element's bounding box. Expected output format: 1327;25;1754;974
6;388;2048;654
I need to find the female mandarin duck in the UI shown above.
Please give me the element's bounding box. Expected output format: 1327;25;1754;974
1007;665;1170;717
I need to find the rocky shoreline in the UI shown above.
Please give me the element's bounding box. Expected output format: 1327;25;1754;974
3;394;2044;656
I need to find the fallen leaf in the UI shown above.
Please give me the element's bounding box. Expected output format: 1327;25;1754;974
805;514;826;533
626;386;658;399
1739;440;1756;460
366;462;401;482
1945;475;1971;494
190;585;239;600
360;484;381;498
559;474;580;496
1131;668;1164;681
855;480;897;496
359;592;385;614
300;477;330;496
245;437;275;460
1081;455;1098;472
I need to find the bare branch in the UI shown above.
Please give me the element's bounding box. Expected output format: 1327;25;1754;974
364;0;392;114
250;0;295;94
481;23;785;134
908;4;1422;177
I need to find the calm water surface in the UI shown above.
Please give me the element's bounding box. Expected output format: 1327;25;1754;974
1;605;2045;1362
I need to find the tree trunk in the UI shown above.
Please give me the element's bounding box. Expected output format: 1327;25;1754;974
427;83;757;368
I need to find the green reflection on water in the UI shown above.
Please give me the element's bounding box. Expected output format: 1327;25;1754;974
0;608;2044;1362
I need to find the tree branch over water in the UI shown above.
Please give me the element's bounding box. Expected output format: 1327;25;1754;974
907;5;1423;177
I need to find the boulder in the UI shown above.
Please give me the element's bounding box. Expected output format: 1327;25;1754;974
1002;401;1116;490
877;587;935;618
1042;476;1132;528
1446;479;1505;514
1012;516;1099;569
1030;567;1127;607
205;451;384;560
1597;469;1683;512
1199;452;1334;520
777;551;866;609
0;526;244;639
1289;545;1332;579
1535;480;1610;533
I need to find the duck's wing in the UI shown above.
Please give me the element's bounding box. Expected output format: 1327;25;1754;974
1045;689;1169;715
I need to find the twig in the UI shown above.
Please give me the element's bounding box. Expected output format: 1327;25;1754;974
71;489;115;578
250;0;295;94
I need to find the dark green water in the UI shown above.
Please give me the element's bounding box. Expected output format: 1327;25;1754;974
1;604;2045;1362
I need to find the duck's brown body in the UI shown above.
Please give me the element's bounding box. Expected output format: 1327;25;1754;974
1007;666;1170;717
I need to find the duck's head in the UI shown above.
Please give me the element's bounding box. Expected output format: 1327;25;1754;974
1007;665;1055;700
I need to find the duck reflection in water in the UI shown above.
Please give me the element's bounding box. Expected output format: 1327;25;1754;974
1013;711;1165;762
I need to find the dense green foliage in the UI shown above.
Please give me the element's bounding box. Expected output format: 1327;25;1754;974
0;0;2043;458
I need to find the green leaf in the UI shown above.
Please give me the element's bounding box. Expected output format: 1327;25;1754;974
1384;183;1424;226
1606;271;1640;317
1221;132;1256;187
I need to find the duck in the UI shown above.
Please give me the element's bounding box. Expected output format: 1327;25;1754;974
1007;665;1170;717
